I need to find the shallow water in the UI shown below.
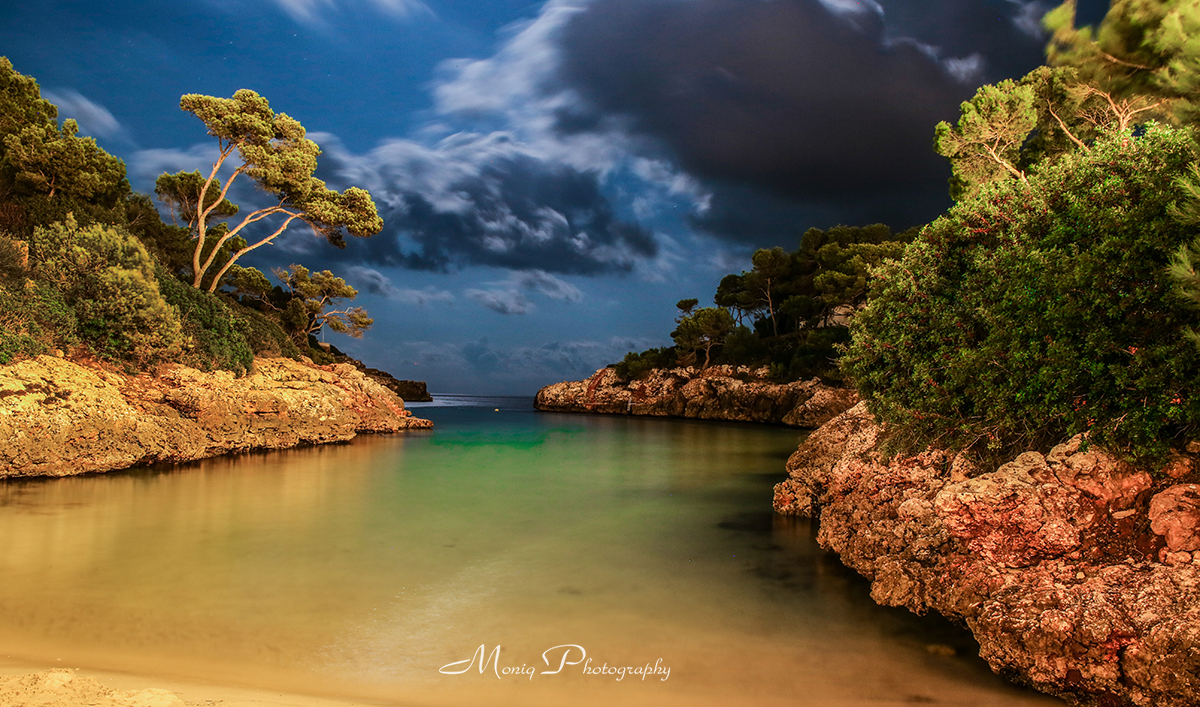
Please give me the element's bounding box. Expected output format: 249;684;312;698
0;396;1063;706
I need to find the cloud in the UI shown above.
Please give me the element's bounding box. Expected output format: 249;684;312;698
41;89;125;140
466;269;582;314
427;0;1047;242
513;270;582;302
269;0;432;23
461;337;503;374
557;1;960;201
127;144;222;190
943;53;986;85
344;266;455;305
1009;1;1051;38
466;288;531;315
381;335;661;392
311;131;658;274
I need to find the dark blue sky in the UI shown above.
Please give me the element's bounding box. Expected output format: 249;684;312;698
2;0;1059;394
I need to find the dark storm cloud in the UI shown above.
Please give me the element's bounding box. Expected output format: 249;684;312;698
546;0;1048;237
873;0;1051;80
311;132;658;275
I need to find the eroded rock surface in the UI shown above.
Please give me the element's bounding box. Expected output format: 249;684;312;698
0;355;432;479
774;402;1200;707
535;366;858;427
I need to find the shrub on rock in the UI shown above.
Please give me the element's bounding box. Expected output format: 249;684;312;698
841;125;1200;463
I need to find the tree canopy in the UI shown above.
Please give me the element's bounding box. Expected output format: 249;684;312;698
1044;0;1200;129
272;264;373;343
617;223;913;383
0;59;376;371
177;89;383;292
934;1;1200;202
0;58;129;214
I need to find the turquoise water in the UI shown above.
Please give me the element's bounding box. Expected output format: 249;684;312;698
0;396;1062;706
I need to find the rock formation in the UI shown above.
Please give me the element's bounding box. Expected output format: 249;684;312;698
334;354;433;401
535;365;858;427
774;402;1200;707
0;354;432;479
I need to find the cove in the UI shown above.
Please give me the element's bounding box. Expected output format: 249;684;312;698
0;395;1063;706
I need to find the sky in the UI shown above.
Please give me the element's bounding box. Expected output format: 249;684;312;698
0;0;1101;394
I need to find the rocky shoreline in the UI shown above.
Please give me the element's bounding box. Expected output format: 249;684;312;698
774;402;1200;707
0;354;432;479
534;365;859;427
334;354;433;402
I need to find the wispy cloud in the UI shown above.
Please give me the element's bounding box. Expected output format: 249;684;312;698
41;88;126;141
344;266;455;305
270;0;432;23
1008;1;1050;38
466;269;582;315
128;143;223;188
466;288;532;315
943;53;986;84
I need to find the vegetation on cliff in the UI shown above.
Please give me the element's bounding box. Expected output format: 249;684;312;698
616;223;916;383
0;58;379;372
613;1;1200;465
843;125;1200;463
843;0;1200;464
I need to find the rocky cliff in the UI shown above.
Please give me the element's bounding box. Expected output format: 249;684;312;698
535;365;858;427
334;354;433;402
774;402;1200;707
0;354;432;479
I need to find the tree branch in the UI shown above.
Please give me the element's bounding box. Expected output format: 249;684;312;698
1047;102;1089;151
192;145;236;286
204;213;301;292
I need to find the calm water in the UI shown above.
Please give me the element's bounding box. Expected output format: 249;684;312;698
0;396;1062;706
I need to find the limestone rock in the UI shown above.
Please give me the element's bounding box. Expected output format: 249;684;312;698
1149;484;1200;552
0;355;433;479
535;366;858;428
774;404;1200;707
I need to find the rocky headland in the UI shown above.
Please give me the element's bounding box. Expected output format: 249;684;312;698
774;402;1200;707
0;354;432;479
334;354;433;402
535;365;859;427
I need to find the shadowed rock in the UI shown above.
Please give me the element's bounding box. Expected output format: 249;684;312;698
774;402;1200;707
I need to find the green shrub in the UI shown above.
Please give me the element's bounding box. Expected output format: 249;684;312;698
27;216;184;365
0;281;79;363
0;234;27;281
615;346;678;380
841;125;1200;463
234;304;300;359
776;327;851;383
155;265;252;374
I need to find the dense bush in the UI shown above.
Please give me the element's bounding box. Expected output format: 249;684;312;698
235;305;300;359
614;347;678;380
155;265;252;374
27;217;184;365
841;125;1200;463
0;281;78;363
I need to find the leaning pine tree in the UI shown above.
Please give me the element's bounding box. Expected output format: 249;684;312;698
173;89;382;292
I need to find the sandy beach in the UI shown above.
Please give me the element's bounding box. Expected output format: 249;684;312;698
0;661;385;707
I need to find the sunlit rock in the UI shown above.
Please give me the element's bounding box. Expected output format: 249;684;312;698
0;355;432;478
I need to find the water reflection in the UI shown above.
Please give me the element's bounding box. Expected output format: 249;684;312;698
0;404;1063;706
